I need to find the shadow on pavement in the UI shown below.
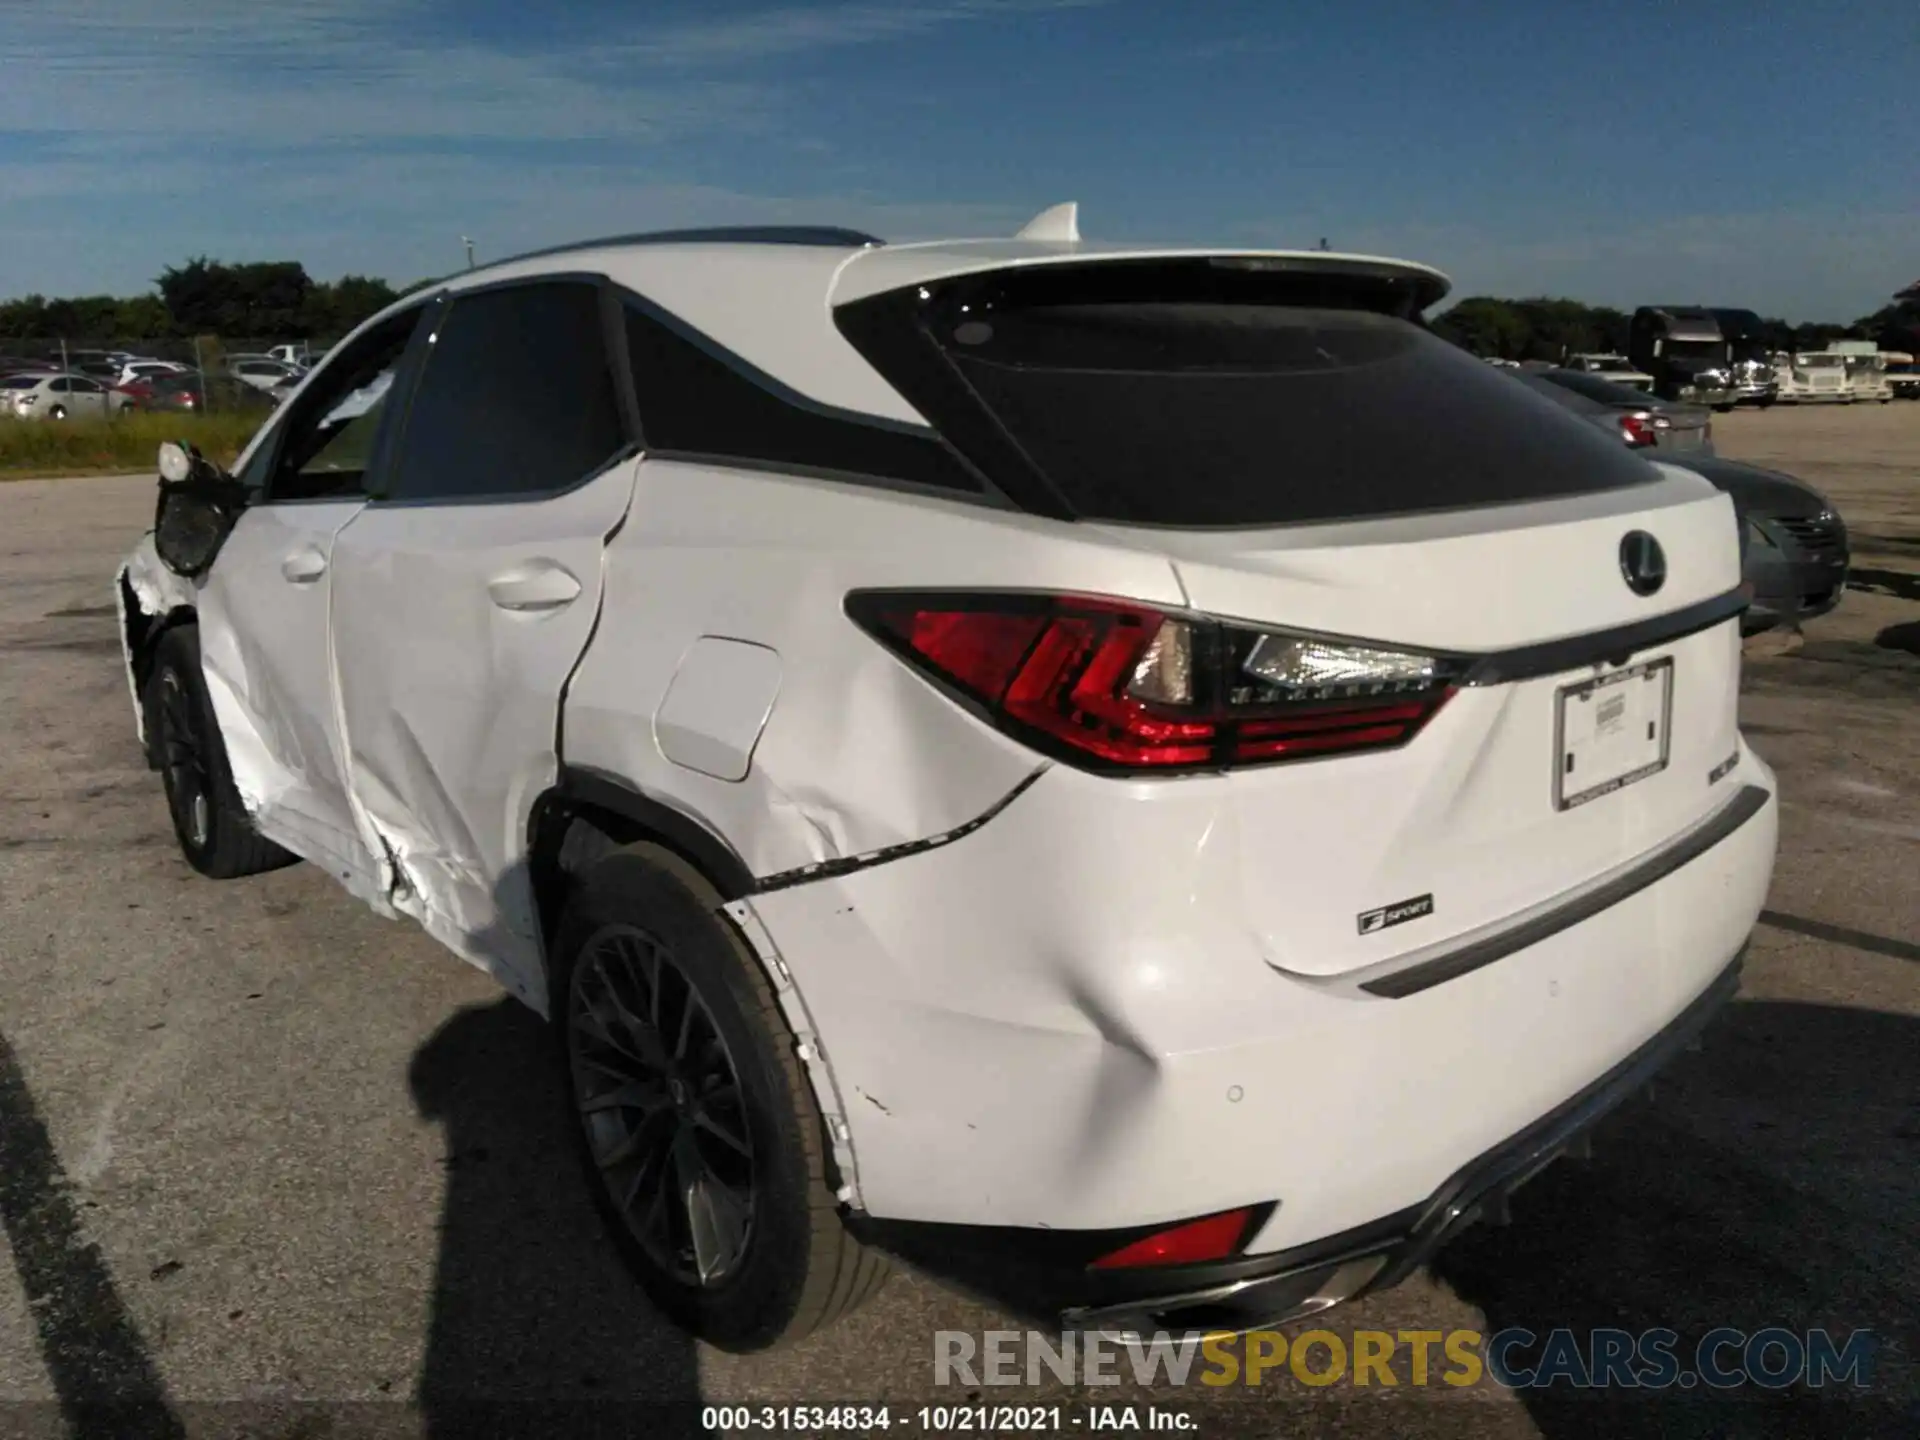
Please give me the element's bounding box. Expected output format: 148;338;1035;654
1848;568;1920;603
408;998;705;1439
1876;620;1920;656
1431;998;1920;1439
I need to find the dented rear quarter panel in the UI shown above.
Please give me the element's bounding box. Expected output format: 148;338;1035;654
562;457;1188;879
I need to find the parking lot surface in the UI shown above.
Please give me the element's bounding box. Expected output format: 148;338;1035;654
1;406;1916;1438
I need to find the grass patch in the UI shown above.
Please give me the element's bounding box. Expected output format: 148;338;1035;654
0;412;265;477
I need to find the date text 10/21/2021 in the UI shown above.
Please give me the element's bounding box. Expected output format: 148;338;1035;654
700;1406;1196;1432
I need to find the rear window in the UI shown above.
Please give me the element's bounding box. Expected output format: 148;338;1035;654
1536;369;1659;407
835;261;1663;527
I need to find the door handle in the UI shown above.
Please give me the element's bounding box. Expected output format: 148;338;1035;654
281;547;328;584
488;564;582;613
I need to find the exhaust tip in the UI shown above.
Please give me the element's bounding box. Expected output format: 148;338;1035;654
1063;1253;1390;1341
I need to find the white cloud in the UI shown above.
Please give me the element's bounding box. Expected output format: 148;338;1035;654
0;142;1033;295
0;0;1103;294
0;0;1104;142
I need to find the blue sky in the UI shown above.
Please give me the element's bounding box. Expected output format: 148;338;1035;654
1;0;1912;320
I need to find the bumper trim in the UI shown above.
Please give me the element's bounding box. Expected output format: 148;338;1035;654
1359;783;1770;998
1458;588;1749;688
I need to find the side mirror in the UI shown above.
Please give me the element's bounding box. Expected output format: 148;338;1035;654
158;440;193;482
152;441;250;579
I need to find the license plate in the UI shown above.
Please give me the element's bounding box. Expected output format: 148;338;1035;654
1554;659;1674;810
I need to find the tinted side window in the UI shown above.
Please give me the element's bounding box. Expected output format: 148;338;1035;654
264;306;425;501
389;282;626;502
622;302;984;495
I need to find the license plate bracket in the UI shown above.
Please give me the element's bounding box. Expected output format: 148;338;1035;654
1554;658;1674;810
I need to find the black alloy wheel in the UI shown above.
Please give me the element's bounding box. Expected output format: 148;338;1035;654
568;922;757;1287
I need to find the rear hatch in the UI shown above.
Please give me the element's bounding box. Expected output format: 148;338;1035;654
832;253;1747;978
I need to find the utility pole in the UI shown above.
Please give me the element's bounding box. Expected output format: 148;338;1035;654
462;236;476;271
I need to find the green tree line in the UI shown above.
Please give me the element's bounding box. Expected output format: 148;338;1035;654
0;259;412;342
4;261;1909;359
1429;296;1905;361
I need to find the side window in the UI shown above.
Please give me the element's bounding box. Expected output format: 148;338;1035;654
262;308;426;502
385;281;626;503
72;377;103;393
622;300;984;495
48;378;70;393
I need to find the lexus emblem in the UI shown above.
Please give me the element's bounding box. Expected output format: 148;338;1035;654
1619;531;1666;596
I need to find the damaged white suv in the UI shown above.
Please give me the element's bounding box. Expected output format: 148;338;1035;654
118;212;1778;1351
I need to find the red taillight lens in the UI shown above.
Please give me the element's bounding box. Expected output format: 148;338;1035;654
847;591;1458;774
1618;413;1657;447
1090;1207;1258;1269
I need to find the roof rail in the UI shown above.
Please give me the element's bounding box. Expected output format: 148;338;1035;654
466;226;884;278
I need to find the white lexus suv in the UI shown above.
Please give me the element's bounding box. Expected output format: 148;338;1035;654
117;210;1778;1352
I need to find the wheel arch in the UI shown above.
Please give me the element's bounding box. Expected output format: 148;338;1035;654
525;764;869;1214
118;573;197;766
525;765;758;965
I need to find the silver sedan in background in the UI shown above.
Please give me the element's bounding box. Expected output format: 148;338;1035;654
1521;365;1715;453
2;371;131;420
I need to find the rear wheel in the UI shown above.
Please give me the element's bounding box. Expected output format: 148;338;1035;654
48;404;67;420
551;848;888;1351
146;626;295;878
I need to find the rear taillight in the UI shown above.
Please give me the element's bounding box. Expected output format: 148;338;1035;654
1618;413;1657;447
846;591;1460;774
1091;1206;1260;1269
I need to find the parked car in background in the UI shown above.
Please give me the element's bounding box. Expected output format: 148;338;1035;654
267;342;319;368
117;220;1776;1351
1522;367;1715;454
1681;456;1849;632
1628;306;1739;409
1513;371;1846;632
1563;353;1654;390
140;371;276;416
227;356;305;392
117;359;190;387
4;371;131;419
1884;352;1920;399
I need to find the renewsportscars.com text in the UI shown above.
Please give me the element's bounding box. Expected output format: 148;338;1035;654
934;1326;1876;1391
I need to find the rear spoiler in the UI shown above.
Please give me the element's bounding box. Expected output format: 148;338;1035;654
831;240;1451;314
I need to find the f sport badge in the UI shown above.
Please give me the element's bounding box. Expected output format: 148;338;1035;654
1358;893;1434;935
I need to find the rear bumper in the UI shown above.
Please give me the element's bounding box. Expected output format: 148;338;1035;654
744;741;1778;1251
865;947;1745;1335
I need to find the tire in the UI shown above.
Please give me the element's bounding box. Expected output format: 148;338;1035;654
48;404;67;420
145;626;296;879
551;847;889;1351
1713;403;1736;414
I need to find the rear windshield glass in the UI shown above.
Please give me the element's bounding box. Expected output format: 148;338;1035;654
837;263;1663;527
